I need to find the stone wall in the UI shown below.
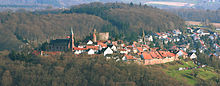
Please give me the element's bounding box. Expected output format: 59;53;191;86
143;57;177;65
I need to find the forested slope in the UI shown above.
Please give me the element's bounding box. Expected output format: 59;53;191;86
0;13;117;50
0;52;189;86
66;3;185;40
167;8;220;23
0;3;185;50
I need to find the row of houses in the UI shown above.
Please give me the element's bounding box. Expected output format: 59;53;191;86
40;27;201;65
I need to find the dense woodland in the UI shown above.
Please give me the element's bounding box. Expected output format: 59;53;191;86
0;3;185;50
167;8;220;23
0;51;188;86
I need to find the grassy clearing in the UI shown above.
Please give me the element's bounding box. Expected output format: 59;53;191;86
158;60;219;86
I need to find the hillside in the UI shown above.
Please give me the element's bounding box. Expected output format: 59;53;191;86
0;51;189;86
167;8;220;23
66;3;185;40
0;13;117;50
0;3;185;50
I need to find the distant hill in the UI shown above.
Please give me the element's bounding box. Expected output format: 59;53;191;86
0;0;220;10
0;3;185;50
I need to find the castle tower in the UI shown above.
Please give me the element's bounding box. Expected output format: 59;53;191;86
93;29;97;42
69;27;75;51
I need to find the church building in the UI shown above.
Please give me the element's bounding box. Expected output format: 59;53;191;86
47;28;75;51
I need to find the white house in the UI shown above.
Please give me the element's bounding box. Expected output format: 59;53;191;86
88;49;95;55
87;40;93;45
104;47;113;56
111;45;117;51
201;31;210;36
148;36;153;41
189;53;197;59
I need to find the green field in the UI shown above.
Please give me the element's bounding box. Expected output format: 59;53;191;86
154;60;219;86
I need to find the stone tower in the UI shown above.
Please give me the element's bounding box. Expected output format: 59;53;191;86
93;29;97;42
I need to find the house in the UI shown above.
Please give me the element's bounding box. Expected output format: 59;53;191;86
111;45;117;51
88;49;95;55
87;40;93;45
74;47;87;54
86;46;99;50
47;28;74;52
201;30;210;36
176;50;188;59
189;53;197;59
141;52;153;60
97;42;107;48
122;55;137;61
119;49;128;54
133;48;138;53
173;29;182;36
104;47;113;56
137;47;144;52
166;51;176;57
150;51;161;59
112;41;118;46
148;36;153;41
187;27;193;33
159;51;168;58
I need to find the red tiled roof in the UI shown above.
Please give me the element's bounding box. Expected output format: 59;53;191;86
159;51;168;57
74;47;87;50
157;33;161;36
150;52;157;58
155;51;163;59
166;51;176;57
86;46;98;50
137;52;142;55
137;47;143;52
179;50;188;55
142;52;152;59
125;55;137;60
119;49;127;51
97;42;107;48
127;45;133;48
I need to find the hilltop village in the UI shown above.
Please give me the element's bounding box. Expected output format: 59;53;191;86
39;25;220;65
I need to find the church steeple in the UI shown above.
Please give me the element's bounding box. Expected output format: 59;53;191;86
69;27;75;51
93;29;97;42
142;29;145;43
